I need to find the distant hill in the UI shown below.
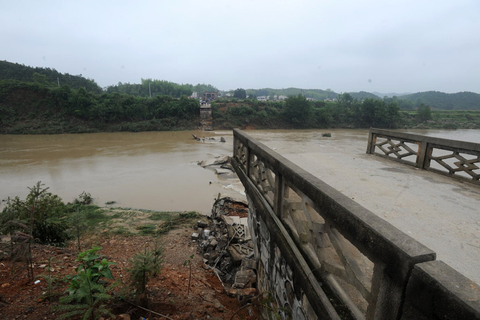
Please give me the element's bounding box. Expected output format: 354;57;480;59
347;91;380;99
399;91;480;110
0;60;102;93
372;92;412;98
245;88;381;101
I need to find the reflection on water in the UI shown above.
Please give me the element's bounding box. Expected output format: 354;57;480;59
0;130;239;214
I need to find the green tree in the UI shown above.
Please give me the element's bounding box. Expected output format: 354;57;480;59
333;93;359;124
417;104;432;122
33;72;49;86
0;182;68;245
284;94;312;124
233;88;247;99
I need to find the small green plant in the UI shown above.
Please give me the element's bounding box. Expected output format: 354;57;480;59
37;257;62;302
68;209;87;251
127;241;164;306
53;247;116;320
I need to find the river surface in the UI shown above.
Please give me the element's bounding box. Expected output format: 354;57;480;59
0;130;241;214
1;128;478;213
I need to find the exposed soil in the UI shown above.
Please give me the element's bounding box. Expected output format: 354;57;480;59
0;225;255;320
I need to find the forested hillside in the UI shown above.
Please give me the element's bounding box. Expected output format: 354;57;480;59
0;80;200;134
106;79;218;98
0;60;102;93
1;60;480;134
398;91;480;110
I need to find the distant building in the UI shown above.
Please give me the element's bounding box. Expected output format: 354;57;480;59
202;91;218;101
257;96;268;101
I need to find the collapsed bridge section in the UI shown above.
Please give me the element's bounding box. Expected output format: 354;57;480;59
232;128;480;320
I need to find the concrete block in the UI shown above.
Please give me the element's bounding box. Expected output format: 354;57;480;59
402;260;480;320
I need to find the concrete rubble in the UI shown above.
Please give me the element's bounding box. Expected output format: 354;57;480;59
197;156;235;177
192;196;258;303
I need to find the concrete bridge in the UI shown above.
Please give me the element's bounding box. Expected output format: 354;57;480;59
231;128;480;320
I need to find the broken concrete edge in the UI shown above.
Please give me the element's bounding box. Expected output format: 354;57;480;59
401;260;480;320
198;156;232;168
233;129;480;319
193;196;258;301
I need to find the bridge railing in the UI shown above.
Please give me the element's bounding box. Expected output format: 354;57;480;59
367;128;480;185
232;129;438;319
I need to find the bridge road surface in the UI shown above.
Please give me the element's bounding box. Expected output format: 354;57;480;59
246;129;480;285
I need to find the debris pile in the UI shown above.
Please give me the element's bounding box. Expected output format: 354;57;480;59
193;197;258;302
197;155;235;177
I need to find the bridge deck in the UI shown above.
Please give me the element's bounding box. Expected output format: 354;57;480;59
246;129;480;285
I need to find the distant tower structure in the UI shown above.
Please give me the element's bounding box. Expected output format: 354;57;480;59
202;91;218;102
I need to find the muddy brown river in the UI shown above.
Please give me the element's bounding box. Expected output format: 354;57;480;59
0;130;240;214
1;128;478;213
1;128;480;282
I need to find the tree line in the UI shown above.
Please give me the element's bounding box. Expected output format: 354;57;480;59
106;79;218;99
213;93;403;129
0;80;200;133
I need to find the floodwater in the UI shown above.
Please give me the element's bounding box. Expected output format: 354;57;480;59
1;128;479;283
0;130;242;214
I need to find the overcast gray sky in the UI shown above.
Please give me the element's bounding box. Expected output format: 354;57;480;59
2;0;479;94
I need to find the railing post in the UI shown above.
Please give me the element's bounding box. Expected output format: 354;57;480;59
416;141;428;169
366;130;376;154
274;173;284;218
246;146;251;177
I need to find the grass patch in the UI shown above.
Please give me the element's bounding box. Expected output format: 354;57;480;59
157;211;199;235
136;224;157;235
149;212;172;221
65;206;200;237
111;226;132;236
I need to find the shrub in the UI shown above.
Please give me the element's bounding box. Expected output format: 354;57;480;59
0;182;69;246
127;241;164;306
54;247;116;320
